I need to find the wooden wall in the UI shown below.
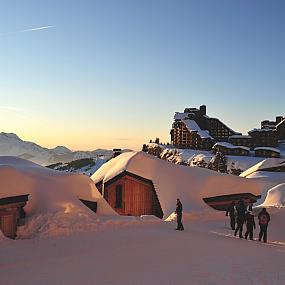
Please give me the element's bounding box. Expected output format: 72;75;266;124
104;174;162;218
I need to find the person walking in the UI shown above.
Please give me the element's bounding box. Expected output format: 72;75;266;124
175;198;184;231
258;208;270;243
244;211;256;240
234;199;246;238
226;201;236;230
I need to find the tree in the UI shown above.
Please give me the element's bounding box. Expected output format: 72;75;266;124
155;137;160;144
142;144;148;152
208;151;228;173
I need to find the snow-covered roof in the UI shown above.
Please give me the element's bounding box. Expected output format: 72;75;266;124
254;147;281;153
229;135;252;139
174;112;189;121
0;156;115;216
249;128;276;133
209;118;241;135
91;151;263;218
240;158;285;178
182;119;214;139
213;142;250;151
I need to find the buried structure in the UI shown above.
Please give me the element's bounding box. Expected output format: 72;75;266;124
91;151;267;219
0;156;115;239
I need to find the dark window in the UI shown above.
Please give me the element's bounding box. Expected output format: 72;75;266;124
115;184;123;208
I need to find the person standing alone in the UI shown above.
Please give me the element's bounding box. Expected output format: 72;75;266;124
258;208;270;243
175;198;184;231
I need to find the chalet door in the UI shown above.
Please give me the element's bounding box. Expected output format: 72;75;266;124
1;214;16;239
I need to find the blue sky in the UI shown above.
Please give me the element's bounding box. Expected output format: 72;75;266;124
0;0;284;150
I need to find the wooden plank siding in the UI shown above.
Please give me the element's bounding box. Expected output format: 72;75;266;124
102;172;163;218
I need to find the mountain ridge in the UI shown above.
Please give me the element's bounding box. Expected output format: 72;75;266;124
0;132;118;165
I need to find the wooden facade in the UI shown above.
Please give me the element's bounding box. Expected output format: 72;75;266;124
172;120;213;150
212;145;250;156
0;195;29;239
254;148;281;158
96;172;163;218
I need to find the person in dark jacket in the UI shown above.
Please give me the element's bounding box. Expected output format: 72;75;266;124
258;208;270;243
226;201;236;230
175;198;184;231
244;211;256;240
234;199;246;238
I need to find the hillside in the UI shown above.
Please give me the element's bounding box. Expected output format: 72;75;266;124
0;132;117;165
46;157;109;176
143;143;285;175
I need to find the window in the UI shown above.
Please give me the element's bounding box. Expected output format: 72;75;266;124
115;184;123;208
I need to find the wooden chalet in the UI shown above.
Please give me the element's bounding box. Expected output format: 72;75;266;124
0;194;29;239
96;171;163;218
212;142;250;156
203;193;261;211
254;147;281;158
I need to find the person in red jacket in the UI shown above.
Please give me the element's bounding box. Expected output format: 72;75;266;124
258;208;270;243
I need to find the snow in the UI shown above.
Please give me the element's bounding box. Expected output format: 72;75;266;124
249;128;275;133
51;145;72;155
174;112;189;120
182;119;213;139
229;135;252;139
256;183;285;208
92;151;264;218
0;132;116;165
254;147;281;153
213;142;250;151
240;158;285;177
1;155;285;285
1;215;285;285
0;156;116;238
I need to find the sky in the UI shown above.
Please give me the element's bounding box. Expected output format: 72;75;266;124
0;0;284;151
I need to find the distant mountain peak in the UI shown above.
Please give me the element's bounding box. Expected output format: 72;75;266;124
52;146;72;155
0;132;21;140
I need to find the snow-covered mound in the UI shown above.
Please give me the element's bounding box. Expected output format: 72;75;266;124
92;151;265;218
0;156;116;238
256;183;285;209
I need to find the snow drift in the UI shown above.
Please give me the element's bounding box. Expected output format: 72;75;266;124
0;156;116;238
91;151;265;218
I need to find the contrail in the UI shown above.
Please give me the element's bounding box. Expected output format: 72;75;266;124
0;25;55;36
19;25;56;33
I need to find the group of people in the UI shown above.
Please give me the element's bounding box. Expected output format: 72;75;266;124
174;198;271;243
226;200;271;243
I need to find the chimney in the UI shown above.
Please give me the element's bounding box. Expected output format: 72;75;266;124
276;116;283;125
200;105;206;116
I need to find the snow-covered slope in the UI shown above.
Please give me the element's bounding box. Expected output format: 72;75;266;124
0;132;115;165
0;156;116;238
47;157;109;176
92;151;266;218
